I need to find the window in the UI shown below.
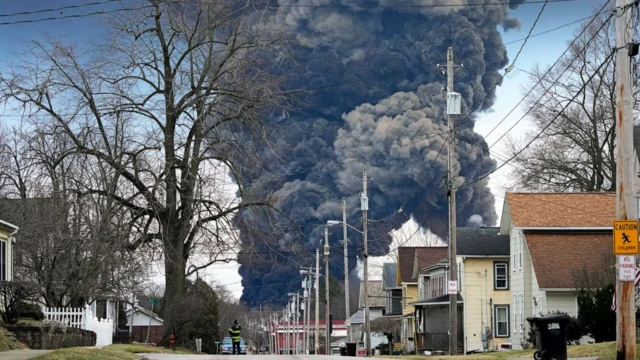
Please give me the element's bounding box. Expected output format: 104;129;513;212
494;305;510;338
0;240;5;281
519;253;522;269
494;262;509;290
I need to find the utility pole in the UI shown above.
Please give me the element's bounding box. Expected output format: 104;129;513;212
324;226;331;355
361;170;371;356
342;199;351;341
444;46;462;356
615;0;637;357
315;248;320;355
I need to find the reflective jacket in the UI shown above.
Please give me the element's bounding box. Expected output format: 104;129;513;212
229;324;242;341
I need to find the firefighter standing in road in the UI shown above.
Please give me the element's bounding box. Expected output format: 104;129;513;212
229;319;242;354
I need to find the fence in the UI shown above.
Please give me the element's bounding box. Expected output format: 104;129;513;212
42;306;113;347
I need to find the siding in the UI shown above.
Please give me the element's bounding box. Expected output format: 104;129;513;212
510;226;532;350
0;227;13;281
401;285;418;352
459;257;511;352
546;292;579;317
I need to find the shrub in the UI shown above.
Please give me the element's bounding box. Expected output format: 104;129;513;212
19;303;44;321
526;310;581;346
577;284;616;343
0;281;39;324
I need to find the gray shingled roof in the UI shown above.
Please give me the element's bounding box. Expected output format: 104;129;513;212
358;281;385;309
382;263;398;290
456;227;509;256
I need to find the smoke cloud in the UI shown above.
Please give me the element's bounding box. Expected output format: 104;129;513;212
234;0;516;307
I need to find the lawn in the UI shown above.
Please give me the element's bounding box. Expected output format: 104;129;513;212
387;342;633;360
33;343;196;360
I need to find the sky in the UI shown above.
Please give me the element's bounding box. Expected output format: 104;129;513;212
0;0;605;299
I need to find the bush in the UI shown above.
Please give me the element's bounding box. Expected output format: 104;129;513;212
577;284;616;343
0;281;39;324
19;303;44;321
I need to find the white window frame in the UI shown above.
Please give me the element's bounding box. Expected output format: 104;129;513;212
494;262;509;290
494;305;510;338
0;239;6;281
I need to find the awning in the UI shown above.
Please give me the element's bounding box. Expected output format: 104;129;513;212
410;293;463;306
402;312;415;318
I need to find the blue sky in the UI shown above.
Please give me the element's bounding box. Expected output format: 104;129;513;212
0;0;606;298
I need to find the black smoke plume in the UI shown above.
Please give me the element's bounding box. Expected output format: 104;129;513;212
235;0;521;308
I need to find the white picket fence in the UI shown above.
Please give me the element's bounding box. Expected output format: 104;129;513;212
43;305;113;346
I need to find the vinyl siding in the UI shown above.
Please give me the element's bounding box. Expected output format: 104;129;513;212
459;257;511;352
510;226;531;350
546;292;579;317
0;227;13;281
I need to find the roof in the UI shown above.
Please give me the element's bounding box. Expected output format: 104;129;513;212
348;309;382;324
525;231;612;289
125;306;164;323
382;263;398;290
397;247;448;284
505;192;615;228
359;281;385;308
0;219;19;232
411;293;463;306
457;227;509;256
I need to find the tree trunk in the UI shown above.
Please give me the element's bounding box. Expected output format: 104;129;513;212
163;235;186;342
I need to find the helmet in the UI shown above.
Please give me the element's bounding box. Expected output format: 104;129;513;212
234;319;239;324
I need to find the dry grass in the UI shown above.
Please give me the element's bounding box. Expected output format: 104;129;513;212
380;342;640;360
0;326;29;352
33;343;196;360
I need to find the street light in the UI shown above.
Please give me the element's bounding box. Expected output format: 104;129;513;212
323;226;330;354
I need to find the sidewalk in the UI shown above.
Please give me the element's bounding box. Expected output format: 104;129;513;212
0;350;52;360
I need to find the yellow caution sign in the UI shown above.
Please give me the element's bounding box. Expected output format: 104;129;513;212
613;220;639;254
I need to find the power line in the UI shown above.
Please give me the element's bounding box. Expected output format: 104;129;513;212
0;0;119;18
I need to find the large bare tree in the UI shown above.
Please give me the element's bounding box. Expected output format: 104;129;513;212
505;8;639;192
1;0;291;339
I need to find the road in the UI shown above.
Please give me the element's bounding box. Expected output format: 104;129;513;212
0;350;53;360
138;356;392;360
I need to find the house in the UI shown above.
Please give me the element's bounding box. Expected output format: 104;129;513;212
413;254;463;354
348;280;385;347
125;305;164;344
456;227;511;353
500;192;615;350
0;218;18;281
396;246;447;353
270;320;346;354
382;263;402;316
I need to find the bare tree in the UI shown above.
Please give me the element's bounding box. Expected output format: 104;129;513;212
0;125;147;307
1;0;292;338
505;7;639;192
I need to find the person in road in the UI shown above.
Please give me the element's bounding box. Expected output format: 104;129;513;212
229;319;242;354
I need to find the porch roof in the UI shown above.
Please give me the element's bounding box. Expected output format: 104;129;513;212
410;293;463;306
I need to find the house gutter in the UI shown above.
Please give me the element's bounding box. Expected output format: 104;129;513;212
515;227;611;231
0;219;19;235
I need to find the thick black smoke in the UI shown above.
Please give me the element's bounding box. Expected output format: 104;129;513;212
235;0;520;307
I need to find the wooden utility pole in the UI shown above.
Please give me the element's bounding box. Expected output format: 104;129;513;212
342;199;351;342
324;227;330;354
362;170;372;356
446;46;459;356
315;248;320;355
615;0;636;358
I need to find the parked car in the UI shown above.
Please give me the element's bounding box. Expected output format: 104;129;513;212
500;338;512;351
221;337;247;354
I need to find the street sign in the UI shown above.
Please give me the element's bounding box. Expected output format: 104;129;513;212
448;281;458;295
619;255;636;281
613;220;639;254
148;298;161;305
357;347;366;357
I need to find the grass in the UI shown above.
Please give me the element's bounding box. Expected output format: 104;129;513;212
380;342;638;360
0;326;29;352
33;343;197;360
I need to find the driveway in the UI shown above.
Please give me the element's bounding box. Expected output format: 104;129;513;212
0;350;52;360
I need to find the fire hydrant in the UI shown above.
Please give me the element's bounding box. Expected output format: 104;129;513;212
169;335;176;351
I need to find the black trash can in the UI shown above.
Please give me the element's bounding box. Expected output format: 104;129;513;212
340;344;347;356
527;314;570;360
346;342;357;357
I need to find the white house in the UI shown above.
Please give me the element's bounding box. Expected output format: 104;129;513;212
500;192;615;350
0;218;18;282
125;304;164;344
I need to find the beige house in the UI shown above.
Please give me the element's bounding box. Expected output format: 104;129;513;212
456;227;511;353
500;192;614;350
0;218;18;281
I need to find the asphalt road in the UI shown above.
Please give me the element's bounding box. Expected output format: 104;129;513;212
138;356;384;360
0;350;53;360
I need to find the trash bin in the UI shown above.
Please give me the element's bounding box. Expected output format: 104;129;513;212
346;342;357;357
379;343;389;354
340;345;347;356
527;314;570;360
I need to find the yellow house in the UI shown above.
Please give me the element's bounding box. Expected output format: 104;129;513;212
396;246;447;353
457;227;511;353
0;218;19;281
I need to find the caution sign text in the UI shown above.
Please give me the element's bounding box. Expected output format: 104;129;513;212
613;220;639;254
